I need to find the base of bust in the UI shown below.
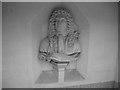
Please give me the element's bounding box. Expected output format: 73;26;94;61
35;59;84;84
50;59;69;83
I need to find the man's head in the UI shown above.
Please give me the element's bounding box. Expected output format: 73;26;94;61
48;7;79;39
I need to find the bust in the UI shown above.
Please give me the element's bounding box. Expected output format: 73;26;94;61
39;8;81;64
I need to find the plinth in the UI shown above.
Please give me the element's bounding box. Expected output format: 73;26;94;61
35;60;84;84
50;59;69;83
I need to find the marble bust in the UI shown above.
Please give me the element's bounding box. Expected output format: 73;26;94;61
38;8;81;65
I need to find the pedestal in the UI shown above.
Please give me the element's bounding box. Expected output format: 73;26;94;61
58;68;65;83
56;63;68;83
35;69;85;84
36;59;84;84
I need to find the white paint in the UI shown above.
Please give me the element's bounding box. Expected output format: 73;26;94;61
2;2;118;88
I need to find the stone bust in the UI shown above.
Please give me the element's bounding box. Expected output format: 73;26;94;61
38;8;81;63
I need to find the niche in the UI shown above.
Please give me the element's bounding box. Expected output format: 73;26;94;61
32;2;90;86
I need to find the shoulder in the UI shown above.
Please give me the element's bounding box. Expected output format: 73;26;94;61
40;37;49;45
73;39;81;52
39;37;49;52
75;40;80;46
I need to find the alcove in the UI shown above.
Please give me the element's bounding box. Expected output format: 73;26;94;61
31;2;90;87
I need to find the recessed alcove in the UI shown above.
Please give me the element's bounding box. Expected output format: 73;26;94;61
35;69;84;84
32;2;90;87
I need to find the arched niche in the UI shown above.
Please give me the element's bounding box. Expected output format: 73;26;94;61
31;2;90;84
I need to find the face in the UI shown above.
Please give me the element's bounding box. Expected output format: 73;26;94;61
57;18;67;36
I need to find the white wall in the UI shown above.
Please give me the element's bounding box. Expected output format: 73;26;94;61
118;16;120;82
75;2;118;83
2;2;118;88
2;2;37;88
0;2;2;89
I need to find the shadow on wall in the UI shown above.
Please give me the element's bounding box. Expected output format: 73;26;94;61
32;2;90;83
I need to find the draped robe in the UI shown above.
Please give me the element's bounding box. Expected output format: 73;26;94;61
39;34;81;62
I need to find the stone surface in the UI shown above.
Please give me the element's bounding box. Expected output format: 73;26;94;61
35;69;84;84
64;69;84;82
35;70;58;84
